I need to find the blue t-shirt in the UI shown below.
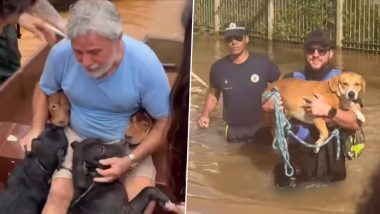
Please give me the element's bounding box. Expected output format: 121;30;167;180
40;35;170;141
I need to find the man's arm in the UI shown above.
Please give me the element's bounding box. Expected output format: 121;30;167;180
197;87;221;128
128;116;169;162
19;84;49;151
267;57;281;82
18;0;67;45
303;94;361;130
331;108;361;130
28;0;67;31
94;116;169;182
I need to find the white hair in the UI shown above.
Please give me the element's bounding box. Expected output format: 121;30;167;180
67;0;123;40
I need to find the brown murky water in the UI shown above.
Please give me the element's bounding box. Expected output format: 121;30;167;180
188;34;380;214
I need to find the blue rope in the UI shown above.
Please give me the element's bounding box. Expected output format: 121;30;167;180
263;87;341;177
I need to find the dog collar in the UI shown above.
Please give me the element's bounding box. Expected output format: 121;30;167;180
70;182;95;209
34;157;51;175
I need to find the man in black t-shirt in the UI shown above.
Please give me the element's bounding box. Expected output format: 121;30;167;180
197;21;280;143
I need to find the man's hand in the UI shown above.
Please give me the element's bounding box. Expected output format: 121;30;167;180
166;202;185;214
302;93;330;117
262;96;284;112
197;116;210;128
94;156;131;183
19;127;43;152
18;13;57;45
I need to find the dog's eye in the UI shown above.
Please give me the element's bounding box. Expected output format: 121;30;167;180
142;122;149;128
96;146;105;153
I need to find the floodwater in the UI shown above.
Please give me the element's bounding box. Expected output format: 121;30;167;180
188;34;380;214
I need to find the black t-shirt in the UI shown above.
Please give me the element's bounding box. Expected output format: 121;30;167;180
0;24;21;81
210;52;280;126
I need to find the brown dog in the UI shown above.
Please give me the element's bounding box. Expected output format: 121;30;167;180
265;71;366;151
124;110;154;145
47;91;70;127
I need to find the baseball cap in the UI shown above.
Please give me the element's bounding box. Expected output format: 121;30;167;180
304;30;331;49
223;21;246;38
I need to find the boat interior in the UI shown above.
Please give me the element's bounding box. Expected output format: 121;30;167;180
0;35;184;212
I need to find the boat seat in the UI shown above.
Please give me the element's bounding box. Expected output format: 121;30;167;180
0;122;29;191
143;34;183;73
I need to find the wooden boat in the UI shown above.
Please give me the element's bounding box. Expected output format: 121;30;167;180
0;35;185;212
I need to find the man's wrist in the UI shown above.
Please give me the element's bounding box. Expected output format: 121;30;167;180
30;122;45;132
201;113;209;118
126;153;138;170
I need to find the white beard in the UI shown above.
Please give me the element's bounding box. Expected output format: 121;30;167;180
85;49;118;79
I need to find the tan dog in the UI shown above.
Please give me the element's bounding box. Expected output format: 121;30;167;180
124;110;154;145
47;91;70;127
265;71;366;151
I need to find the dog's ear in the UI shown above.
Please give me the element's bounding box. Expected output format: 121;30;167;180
71;140;81;149
142;121;151;130
328;75;341;95
361;76;366;93
29;138;41;156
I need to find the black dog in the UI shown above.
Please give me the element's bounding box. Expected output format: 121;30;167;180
0;124;68;214
70;138;173;214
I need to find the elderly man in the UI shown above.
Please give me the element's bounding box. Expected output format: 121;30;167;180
20;0;170;213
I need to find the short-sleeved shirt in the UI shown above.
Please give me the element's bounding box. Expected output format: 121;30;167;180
0;25;21;82
210;52;280;126
40;35;170;141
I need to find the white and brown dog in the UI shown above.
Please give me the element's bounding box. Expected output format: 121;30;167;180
47;91;70;127
265;71;366;151
124;110;153;145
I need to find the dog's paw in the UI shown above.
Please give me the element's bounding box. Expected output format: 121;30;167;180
355;111;366;123
164;201;176;211
313;141;322;153
313;138;325;153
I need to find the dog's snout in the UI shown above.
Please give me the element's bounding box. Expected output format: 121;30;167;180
348;91;355;99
